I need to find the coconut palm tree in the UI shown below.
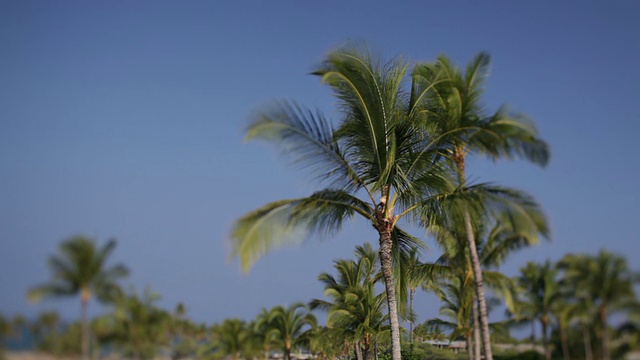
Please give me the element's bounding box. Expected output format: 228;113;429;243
253;308;278;360
107;288;171;360
422;210;542;360
413;53;549;360
516;260;560;360
558;250;638;360
311;243;387;360
212;318;253;360
27;236;129;360
268;303;316;360
231;43;535;360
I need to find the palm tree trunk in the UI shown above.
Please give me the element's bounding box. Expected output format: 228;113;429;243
355;341;363;360
601;307;610;360
583;327;593;360
542;319;550;360
409;288;415;344
472;296;481;360
463;210;493;360
455;156;493;360
560;325;571;360
466;335;474;360
81;291;90;360
377;227;402;360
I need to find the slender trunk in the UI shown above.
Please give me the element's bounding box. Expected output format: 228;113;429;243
363;336;371;360
560;325;571;360
355;341;363;360
377;226;402;360
285;346;291;360
472;295;481;360
375;340;379;360
583;327;593;360
601;306;610;360
409;288;414;344
455;155;493;360
541;319;550;360
81;289;90;360
531;322;535;352
466;334;474;360
463;210;493;360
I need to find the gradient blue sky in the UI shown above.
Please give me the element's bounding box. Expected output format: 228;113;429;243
1;1;639;328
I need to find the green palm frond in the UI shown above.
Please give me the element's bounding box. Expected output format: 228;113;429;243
246;100;365;193
231;191;373;272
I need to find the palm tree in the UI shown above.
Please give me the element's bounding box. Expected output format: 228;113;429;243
230;43;496;360
559;250;638;360
28;235;129;360
423;210;542;360
107;288;171;360
311;243;387;360
212;318;253;360
516;260;560;360
424;274;476;360
413;52;549;360
268;303;316;360
254;308;278;360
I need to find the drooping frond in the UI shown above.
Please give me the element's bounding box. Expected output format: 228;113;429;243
469;108;550;167
231;191;374;272
246;100;365;193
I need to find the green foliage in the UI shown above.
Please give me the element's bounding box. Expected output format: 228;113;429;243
27;236;129;304
378;342;467;360
101;288;171;360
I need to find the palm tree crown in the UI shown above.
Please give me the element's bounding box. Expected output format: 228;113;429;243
28;235;129;360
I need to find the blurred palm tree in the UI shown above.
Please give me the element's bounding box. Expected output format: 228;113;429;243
107;288;170;360
211;318;253;360
268;303;316;360
27;236;129;360
559;250;639;360
516;260;559;360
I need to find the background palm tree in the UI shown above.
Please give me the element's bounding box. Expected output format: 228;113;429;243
413;52;549;360
211;318;253;360
311;243;387;360
231;43;460;360
268;303;316;360
27;235;129;360
558;250;638;360
515;260;559;360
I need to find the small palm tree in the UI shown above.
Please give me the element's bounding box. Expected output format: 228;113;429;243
516;260;560;360
559;250;638;360
311;243;387;360
212;318;253;360
28;235;129;360
268;303;316;360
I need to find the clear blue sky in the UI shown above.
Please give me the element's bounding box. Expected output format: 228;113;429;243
1;0;639;328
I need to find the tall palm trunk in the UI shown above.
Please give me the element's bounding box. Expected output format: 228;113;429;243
560;325;571;360
466;335;474;360
600;306;610;360
464;217;493;360
456;153;493;360
583;327;593;360
81;288;90;360
472;295;481;360
355;341;363;360
409;288;415;344
541;318;551;360
377;223;402;360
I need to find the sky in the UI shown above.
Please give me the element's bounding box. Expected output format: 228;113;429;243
1;0;639;331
